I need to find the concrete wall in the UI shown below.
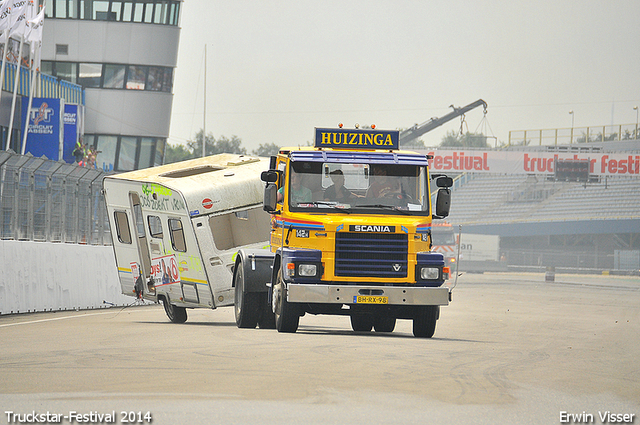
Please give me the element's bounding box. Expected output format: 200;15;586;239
0;241;132;315
42;20;180;66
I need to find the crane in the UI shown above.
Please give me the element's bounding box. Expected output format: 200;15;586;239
399;99;487;146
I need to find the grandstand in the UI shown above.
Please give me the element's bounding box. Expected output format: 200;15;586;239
448;174;640;225
427;140;640;273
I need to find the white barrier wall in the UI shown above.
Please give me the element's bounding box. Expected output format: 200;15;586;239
0;241;132;315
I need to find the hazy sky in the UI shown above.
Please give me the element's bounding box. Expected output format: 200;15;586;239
169;0;640;152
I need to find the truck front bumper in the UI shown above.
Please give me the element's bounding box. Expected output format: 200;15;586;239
286;284;450;306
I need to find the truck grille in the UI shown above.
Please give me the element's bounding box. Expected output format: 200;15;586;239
335;232;408;278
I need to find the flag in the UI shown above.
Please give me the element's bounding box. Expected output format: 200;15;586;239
4;0;29;42
0;0;11;33
25;5;43;48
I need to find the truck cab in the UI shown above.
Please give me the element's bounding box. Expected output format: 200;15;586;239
234;127;453;337
431;222;458;267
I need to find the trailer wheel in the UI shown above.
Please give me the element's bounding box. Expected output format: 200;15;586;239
234;261;260;328
350;314;373;332
162;297;187;323
257;293;276;329
374;315;396;333
413;306;439;338
273;269;299;333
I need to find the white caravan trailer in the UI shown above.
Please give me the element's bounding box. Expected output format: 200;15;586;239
103;154;271;323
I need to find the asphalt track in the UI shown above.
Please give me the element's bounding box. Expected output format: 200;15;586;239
1;272;639;425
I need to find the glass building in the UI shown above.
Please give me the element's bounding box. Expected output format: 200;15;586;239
40;0;182;170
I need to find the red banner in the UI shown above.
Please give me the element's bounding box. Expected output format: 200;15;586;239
421;149;640;177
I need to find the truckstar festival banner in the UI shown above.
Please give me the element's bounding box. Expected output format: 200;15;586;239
22;98;64;161
422;149;640;177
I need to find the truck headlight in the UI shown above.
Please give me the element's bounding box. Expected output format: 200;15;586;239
298;264;317;277
420;267;440;280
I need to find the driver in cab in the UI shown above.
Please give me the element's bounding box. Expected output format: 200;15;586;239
366;165;401;198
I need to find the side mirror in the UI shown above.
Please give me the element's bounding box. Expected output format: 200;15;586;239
436;176;453;188
263;183;278;212
434;188;451;218
261;170;278;183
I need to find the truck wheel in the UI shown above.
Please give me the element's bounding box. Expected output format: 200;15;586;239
413;306;439;338
258;293;276;329
234;260;260;328
350;314;373;332
273;269;299;333
374;316;396;333
162;297;187;323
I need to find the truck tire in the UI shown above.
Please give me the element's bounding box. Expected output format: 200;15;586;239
374;315;396;333
273;269;299;333
350;314;373;332
234;260;260;328
258;293;276;329
162;297;187;323
413;306;439;338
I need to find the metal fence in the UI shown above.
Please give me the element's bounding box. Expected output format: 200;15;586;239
0;150;111;245
508;123;639;146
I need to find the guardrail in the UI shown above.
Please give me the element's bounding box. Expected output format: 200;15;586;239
2;63;84;105
508;124;639;146
0;150;111;245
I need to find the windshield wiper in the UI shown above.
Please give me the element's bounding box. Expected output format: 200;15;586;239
356;204;411;215
304;201;353;213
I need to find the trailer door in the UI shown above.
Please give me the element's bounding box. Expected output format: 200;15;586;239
129;192;153;295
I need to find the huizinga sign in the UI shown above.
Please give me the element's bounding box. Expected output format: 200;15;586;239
314;128;399;150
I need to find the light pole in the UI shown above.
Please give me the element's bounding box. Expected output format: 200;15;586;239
634;106;638;140
569;110;574;143
203;44;207;158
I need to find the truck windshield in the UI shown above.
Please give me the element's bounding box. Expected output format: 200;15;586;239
287;161;430;215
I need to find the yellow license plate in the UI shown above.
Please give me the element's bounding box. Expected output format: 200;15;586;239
354;295;388;304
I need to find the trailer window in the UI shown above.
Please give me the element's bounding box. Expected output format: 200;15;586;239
147;215;163;238
132;203;145;237
168;218;186;252
114;211;132;244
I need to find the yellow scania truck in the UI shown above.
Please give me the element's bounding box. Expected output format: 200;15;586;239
234;127;453;338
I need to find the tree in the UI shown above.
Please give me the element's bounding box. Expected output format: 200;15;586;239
214;135;246;155
186;129;216;156
186;130;247;156
164;130;248;165
164;143;195;164
439;130;490;148
252;143;281;157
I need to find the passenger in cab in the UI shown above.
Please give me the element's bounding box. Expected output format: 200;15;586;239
278;171;312;205
323;169;354;203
